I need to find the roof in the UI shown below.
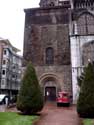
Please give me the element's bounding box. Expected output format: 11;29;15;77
0;39;20;53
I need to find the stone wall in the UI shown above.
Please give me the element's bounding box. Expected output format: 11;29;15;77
23;7;70;66
35;65;72;93
23;7;72;95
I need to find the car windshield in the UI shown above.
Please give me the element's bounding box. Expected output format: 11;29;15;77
0;95;6;101
63;93;68;97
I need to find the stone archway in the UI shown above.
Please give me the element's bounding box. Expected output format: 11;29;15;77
44;78;57;101
39;74;61;101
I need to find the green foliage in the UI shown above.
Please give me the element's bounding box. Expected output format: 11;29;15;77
77;63;94;118
83;119;94;125
17;62;44;114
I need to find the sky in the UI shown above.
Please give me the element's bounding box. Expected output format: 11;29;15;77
0;0;40;55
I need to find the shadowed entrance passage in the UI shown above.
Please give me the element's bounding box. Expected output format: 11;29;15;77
45;87;56;101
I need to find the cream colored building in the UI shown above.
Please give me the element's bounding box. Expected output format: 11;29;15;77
0;38;22;96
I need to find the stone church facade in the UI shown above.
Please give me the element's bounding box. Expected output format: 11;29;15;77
70;0;94;103
82;40;94;66
23;0;94;103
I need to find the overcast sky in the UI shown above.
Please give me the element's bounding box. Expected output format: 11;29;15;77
0;0;40;55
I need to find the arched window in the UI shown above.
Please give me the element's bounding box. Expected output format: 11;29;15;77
77;13;94;35
46;47;54;65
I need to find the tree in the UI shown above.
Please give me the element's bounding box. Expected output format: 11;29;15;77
17;62;44;114
77;63;94;118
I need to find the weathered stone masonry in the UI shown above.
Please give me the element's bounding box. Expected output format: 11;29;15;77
23;7;72;100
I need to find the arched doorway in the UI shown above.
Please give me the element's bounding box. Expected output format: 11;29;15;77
40;75;61;102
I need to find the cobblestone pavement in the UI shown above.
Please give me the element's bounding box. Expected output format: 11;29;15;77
34;102;81;125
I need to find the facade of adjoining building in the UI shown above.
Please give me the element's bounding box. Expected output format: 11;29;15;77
82;40;94;66
23;0;94;103
70;0;94;103
0;38;22;96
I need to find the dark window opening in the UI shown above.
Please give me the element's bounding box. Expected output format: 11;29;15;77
2;70;5;75
12;75;15;78
13;65;16;69
49;2;54;6
3;60;6;65
46;47;54;65
4;50;7;55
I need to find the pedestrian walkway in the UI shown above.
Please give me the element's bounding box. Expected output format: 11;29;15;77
34;103;80;125
0;105;6;112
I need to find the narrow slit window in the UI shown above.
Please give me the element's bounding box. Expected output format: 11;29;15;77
46;47;54;65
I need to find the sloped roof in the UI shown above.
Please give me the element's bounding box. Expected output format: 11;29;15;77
0;39;20;53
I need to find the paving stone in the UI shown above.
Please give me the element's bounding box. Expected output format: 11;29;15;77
34;103;80;125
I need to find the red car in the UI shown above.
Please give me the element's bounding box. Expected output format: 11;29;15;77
57;91;71;106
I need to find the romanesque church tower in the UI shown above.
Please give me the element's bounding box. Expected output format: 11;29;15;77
23;0;72;101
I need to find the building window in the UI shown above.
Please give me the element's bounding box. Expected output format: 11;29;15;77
13;65;16;69
1;79;5;85
12;75;15;78
12;74;17;79
4;50;7;55
77;13;94;35
82;55;84;66
46;47;54;65
49;2;54;6
3;60;6;65
2;70;5;75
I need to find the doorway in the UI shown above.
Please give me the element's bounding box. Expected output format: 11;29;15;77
45;87;56;101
